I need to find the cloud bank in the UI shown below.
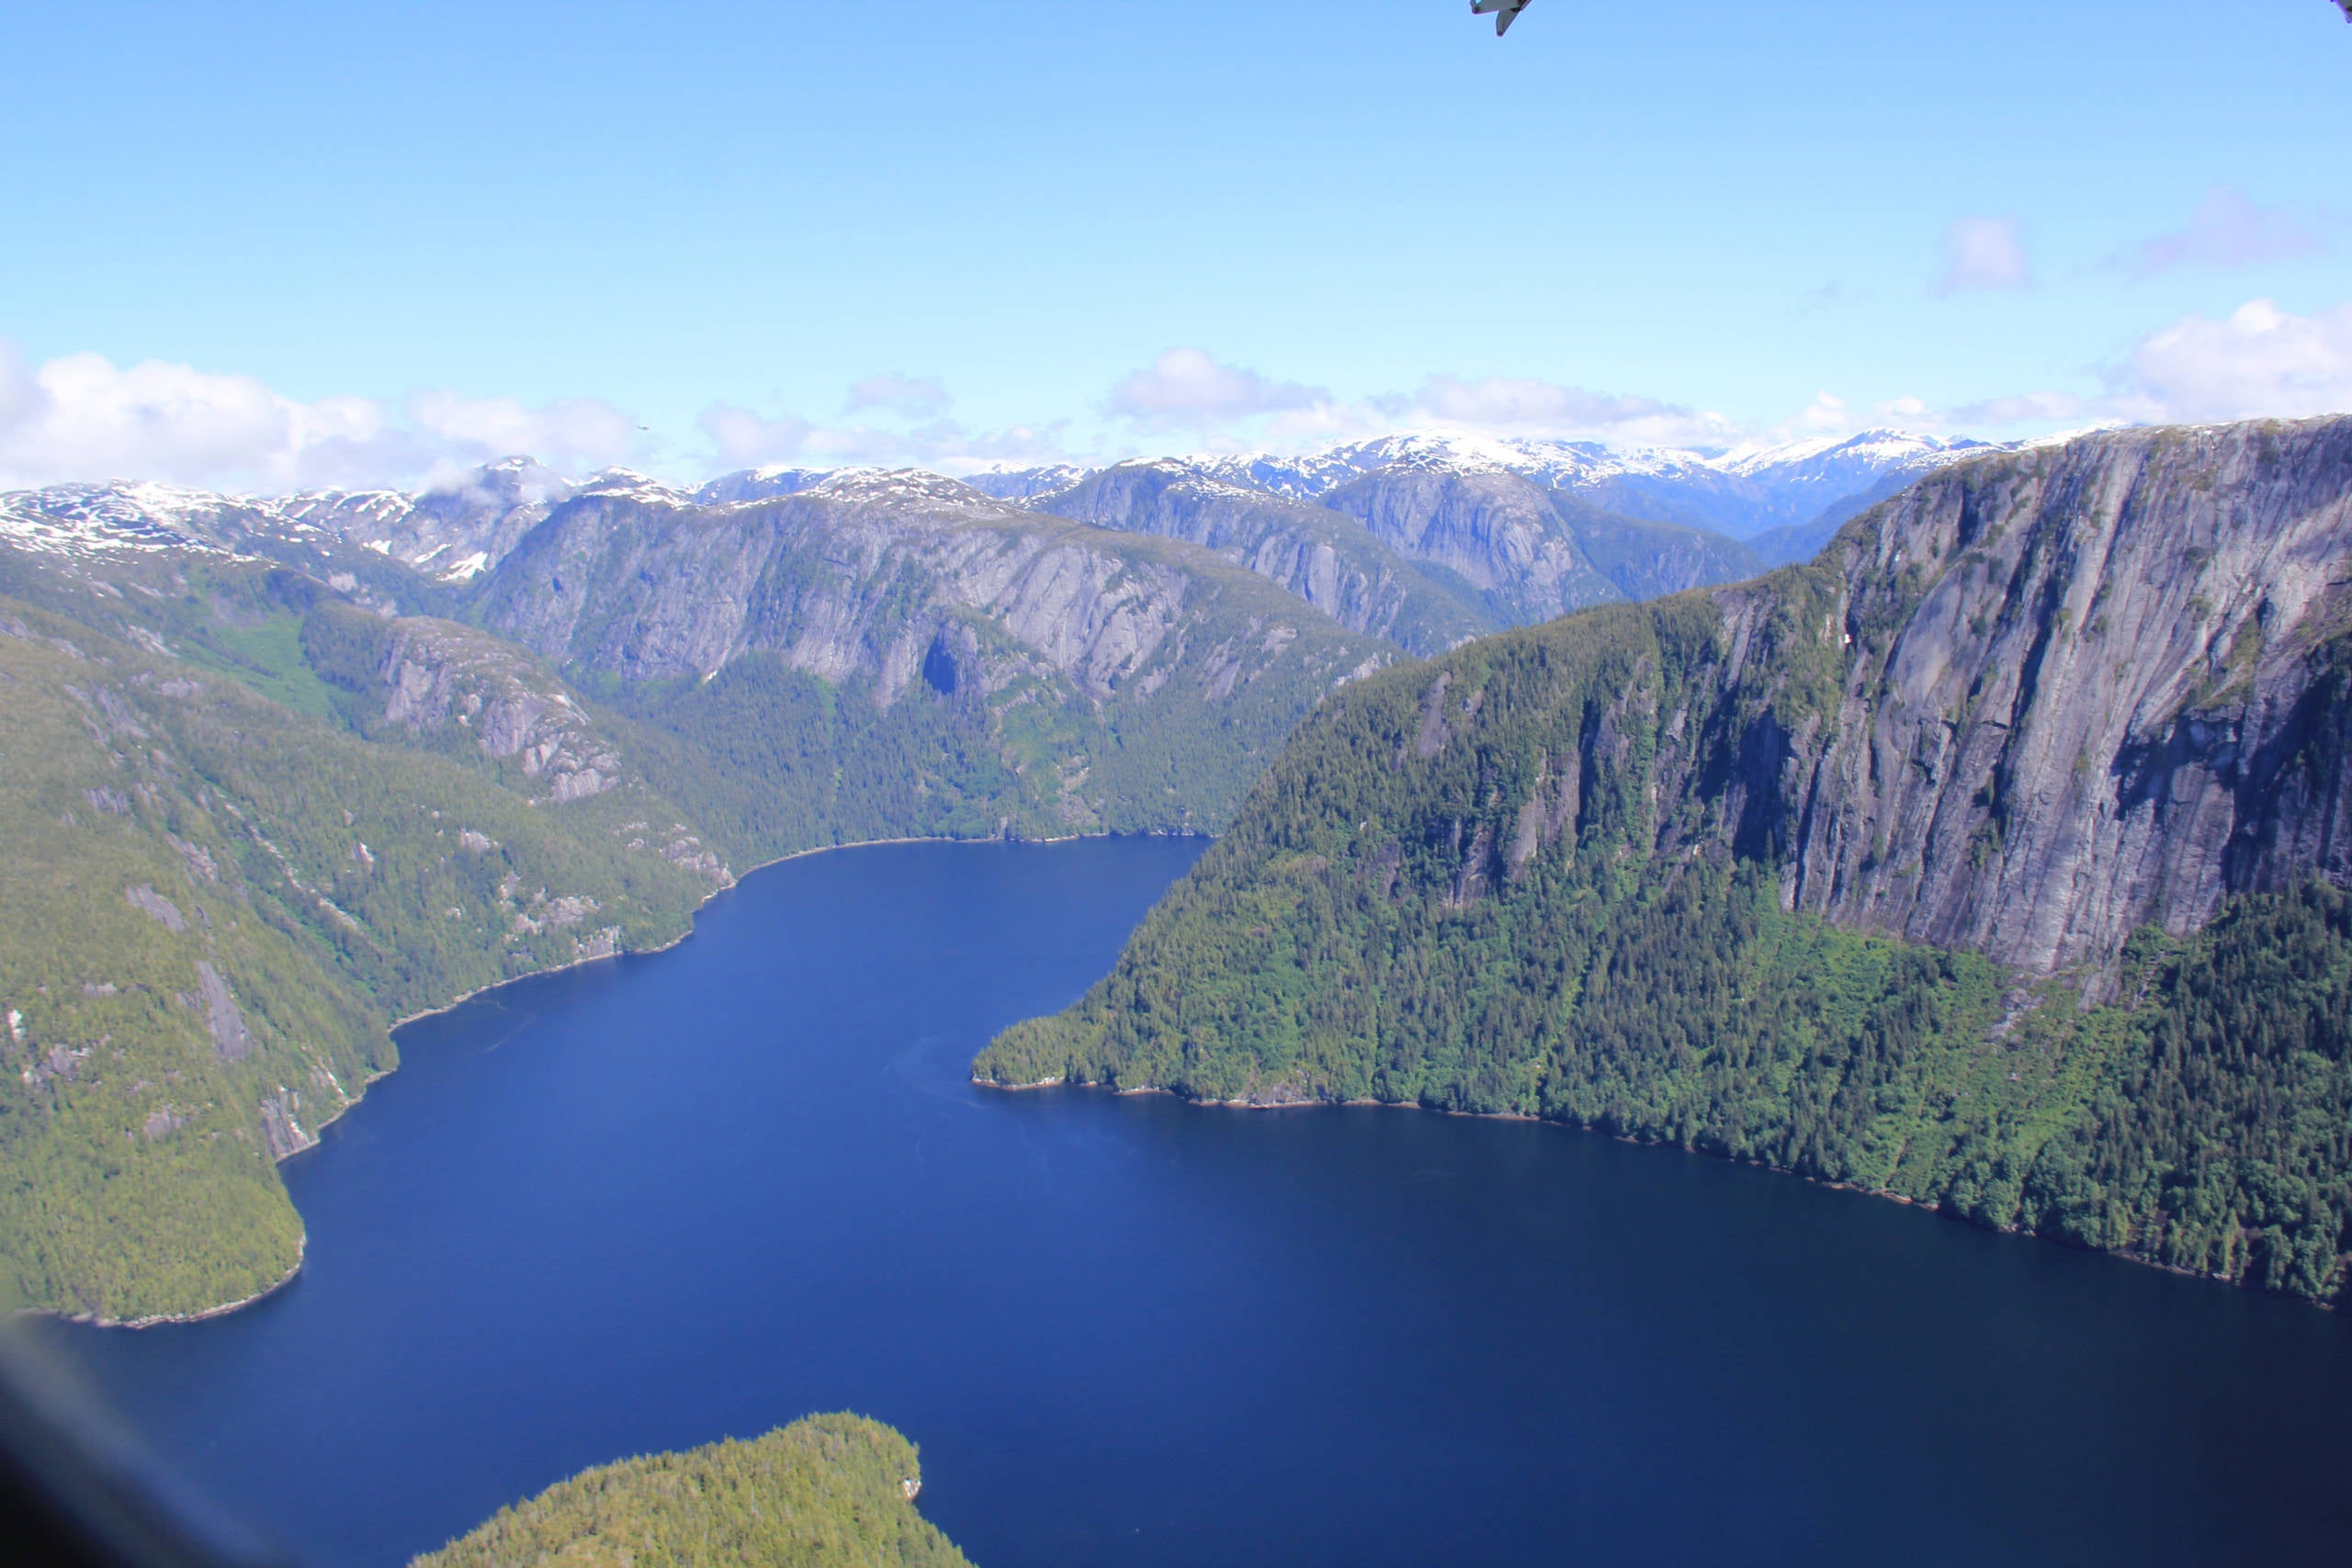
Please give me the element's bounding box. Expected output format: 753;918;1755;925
0;346;642;492
2116;299;2352;423
696;394;1065;475
1095;350;1737;451
1105;348;1328;430
1789;299;2352;442
8;297;2350;499
843;373;951;419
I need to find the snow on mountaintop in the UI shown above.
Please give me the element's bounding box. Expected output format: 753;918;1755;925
806;467;1009;514
956;462;1093;502
694;465;835;506
575;468;690;500
1708;428;1994;479
0;426;2076;583
1180;431;1782;502
0;457;577;581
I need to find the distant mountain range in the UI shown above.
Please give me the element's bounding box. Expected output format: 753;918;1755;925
0;427;2030;650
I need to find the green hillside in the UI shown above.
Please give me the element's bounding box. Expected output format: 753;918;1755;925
0;557;725;1321
978;560;2352;1304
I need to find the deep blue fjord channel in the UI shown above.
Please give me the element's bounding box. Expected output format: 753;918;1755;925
38;839;2352;1566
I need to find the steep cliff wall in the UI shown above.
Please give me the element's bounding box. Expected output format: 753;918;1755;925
979;418;2352;1303
1033;460;1495;655
1784;420;2352;976
1321;457;1760;623
472;469;1399;838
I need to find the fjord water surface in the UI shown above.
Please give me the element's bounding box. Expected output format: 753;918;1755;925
41;839;2352;1566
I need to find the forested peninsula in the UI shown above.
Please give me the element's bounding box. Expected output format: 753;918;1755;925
978;418;2352;1306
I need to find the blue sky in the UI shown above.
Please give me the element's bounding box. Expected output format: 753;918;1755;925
3;0;2347;489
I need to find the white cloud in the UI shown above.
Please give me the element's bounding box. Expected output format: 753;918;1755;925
1399;375;1729;443
404;390;639;479
1106;348;1329;429
2111;299;2352;423
1936;216;2031;294
697;403;818;468
0;345;643;492
1944;389;2086;427
843;373;951;419
1100;352;1738;449
1805;299;2352;440
696;400;1069;475
2125;187;2321;276
1796;391;1851;432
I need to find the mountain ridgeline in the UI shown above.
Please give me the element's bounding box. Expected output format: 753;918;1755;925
978;418;2352;1305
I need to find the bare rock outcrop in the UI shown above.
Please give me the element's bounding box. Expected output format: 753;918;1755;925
1775;418;2352;976
1033;460;1491;654
475;468;1374;720
368;618;624;803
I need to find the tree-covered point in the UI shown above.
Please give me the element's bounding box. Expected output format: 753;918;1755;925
977;582;2352;1306
412;1414;972;1568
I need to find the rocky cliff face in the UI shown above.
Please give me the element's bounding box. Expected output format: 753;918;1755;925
350;616;630;807
978;418;2352;1303
1321;457;1759;623
477;468;1387;706
471;468;1397;836
1032;459;1494;654
1371;419;2352;980
1764;419;2352;976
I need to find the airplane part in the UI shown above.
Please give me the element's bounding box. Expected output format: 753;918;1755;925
1470;0;1533;37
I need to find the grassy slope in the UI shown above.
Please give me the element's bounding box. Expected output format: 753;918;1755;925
977;581;2352;1305
412;1414;971;1568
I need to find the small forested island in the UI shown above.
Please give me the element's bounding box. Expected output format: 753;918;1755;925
411;1414;971;1568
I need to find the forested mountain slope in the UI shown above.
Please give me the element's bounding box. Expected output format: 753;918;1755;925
0;550;726;1322
978;417;2352;1304
413;1414;970;1568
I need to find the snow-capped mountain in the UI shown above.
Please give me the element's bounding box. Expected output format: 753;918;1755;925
691;465;835;505
958;428;2015;545
956;462;1094;502
0;457;573;590
0;427;2026;642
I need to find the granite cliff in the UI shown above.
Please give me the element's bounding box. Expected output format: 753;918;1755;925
979;417;2352;1303
1032;458;1495;654
472;468;1396;839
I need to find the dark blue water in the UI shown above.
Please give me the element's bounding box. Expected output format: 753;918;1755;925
36;839;2352;1566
